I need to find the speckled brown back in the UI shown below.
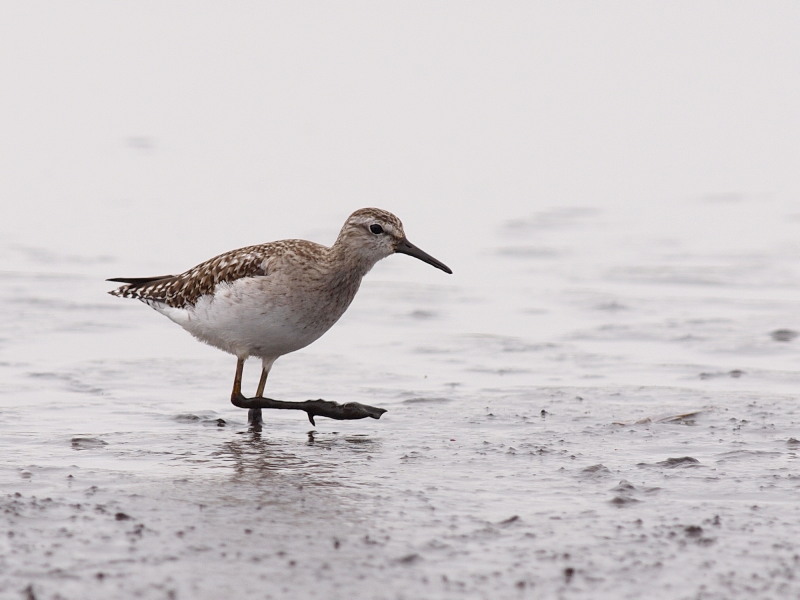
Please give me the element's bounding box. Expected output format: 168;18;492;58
108;243;275;308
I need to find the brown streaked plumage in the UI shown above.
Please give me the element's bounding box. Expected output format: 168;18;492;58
109;244;272;309
108;207;452;427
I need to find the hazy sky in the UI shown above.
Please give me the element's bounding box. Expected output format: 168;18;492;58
1;2;798;268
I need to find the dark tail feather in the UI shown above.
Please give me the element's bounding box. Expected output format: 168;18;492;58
107;275;174;287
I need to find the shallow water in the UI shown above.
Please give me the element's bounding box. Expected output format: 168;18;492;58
3;4;800;599
2;195;800;600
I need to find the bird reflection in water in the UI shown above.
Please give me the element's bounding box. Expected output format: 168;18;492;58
212;430;382;485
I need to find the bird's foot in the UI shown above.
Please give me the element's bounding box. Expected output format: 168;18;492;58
298;399;388;426
230;393;387;426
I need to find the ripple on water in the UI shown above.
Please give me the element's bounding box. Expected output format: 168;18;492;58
401;396;453;405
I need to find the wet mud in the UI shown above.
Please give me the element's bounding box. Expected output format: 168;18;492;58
3;5;800;592
3;196;800;599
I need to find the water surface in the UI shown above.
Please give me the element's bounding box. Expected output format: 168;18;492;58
2;4;800;599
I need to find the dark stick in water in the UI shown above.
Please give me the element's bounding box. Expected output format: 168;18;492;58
231;393;387;426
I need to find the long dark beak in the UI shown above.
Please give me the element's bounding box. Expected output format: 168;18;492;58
395;238;453;274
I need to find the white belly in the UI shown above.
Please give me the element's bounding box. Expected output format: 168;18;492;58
150;276;358;360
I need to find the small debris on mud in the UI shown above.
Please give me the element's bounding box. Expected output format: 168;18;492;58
581;464;612;478
770;329;798;342
685;525;703;537
610;495;641;506
655;457;701;468
71;437;108;450
613;410;703;426
611;480;636;493
396;553;422;565
699;369;745;380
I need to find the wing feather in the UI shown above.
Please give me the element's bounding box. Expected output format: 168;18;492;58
107;244;273;308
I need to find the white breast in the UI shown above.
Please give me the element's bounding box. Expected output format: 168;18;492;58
151;274;360;360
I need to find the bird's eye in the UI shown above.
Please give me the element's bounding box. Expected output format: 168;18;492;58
369;224;384;235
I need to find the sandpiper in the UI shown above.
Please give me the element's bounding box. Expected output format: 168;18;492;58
108;207;452;426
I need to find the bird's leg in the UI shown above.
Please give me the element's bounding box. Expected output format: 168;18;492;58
255;367;269;397
247;407;263;427
229;358;263;428
230;358;387;426
231;357;245;397
248;366;270;427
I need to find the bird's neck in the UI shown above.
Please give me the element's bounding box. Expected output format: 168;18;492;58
312;244;369;310
327;239;379;279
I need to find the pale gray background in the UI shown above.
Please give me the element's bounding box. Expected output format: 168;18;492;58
2;3;800;600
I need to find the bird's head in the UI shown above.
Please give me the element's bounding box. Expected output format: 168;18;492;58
335;208;452;274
